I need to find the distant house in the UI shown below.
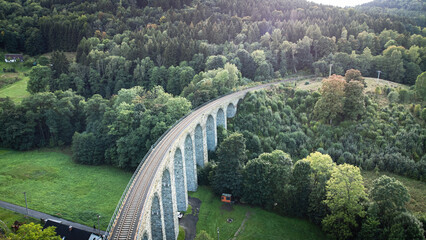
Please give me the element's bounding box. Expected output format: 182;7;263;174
4;54;24;63
43;220;102;240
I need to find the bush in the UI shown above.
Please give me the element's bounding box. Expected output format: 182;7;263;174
72;132;104;165
37;56;49;66
388;91;399;103
413;104;421;117
197;163;216;186
421;108;426;120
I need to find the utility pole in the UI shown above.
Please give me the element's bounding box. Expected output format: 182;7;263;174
98;215;101;236
217;227;219;240
329;63;333;77
23;192;28;219
377;70;382;80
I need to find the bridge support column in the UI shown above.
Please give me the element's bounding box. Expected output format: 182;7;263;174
216;108;226;130
226;102;237;119
202;124;208;166
194;124;205;167
161;169;176;240
184;134;197;192
206;115;216;151
150;194;165;240
173;148;188;211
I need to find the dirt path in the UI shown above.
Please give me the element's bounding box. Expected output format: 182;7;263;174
179;196;201;240
232;211;251;240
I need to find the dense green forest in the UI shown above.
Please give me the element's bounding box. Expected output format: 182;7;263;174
1;0;426;239
2;0;426;93
356;0;425;27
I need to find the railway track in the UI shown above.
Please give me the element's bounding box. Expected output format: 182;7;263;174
107;76;313;240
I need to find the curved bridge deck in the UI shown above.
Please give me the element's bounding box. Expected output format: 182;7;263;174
107;77;310;240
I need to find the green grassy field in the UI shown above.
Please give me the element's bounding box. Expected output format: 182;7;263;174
362;170;426;214
0;77;30;102
0;58;32;102
189;186;326;240
0;148;132;229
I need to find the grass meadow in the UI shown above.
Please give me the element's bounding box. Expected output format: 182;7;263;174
189;186;326;240
0;77;30;102
0;56;31;103
0;148;131;230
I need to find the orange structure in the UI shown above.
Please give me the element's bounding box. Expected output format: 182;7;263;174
221;193;232;203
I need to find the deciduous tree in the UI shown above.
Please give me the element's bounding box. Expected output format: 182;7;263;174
212;132;247;197
27;66;52;94
303;152;336;224
314;75;346;124
415;71;426;101
344;80;365;120
369;175;410;226
322;164;367;239
7;223;61;240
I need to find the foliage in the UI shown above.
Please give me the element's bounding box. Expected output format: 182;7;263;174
194;230;213;240
314;75;346;124
229;87;312;160
27;66;51;94
302;152;336;225
7;223;60;240
242;150;293;209
0;91;85;150
369;175;410;225
291;159;311;217
415;71;426;101
242;158;276;207
345;69;364;83
182;63;243;107
388;212;425;240
177;226;185;240
50;52;70;80
72;132;103;165
322;164;367;239
362;171;426;214
211;132;246;196
344;80;365;120
2;0;424;102
0;85;191;170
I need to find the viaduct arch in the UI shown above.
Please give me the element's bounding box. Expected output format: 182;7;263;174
107;78;305;240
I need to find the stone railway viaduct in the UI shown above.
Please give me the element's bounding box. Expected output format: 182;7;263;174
107;78;308;240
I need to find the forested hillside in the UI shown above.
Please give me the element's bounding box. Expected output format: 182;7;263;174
1;0;426;239
360;0;425;10
2;0;426;91
201;71;426;239
357;0;426;27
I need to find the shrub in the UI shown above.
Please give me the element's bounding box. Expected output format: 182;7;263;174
388;91;399;103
